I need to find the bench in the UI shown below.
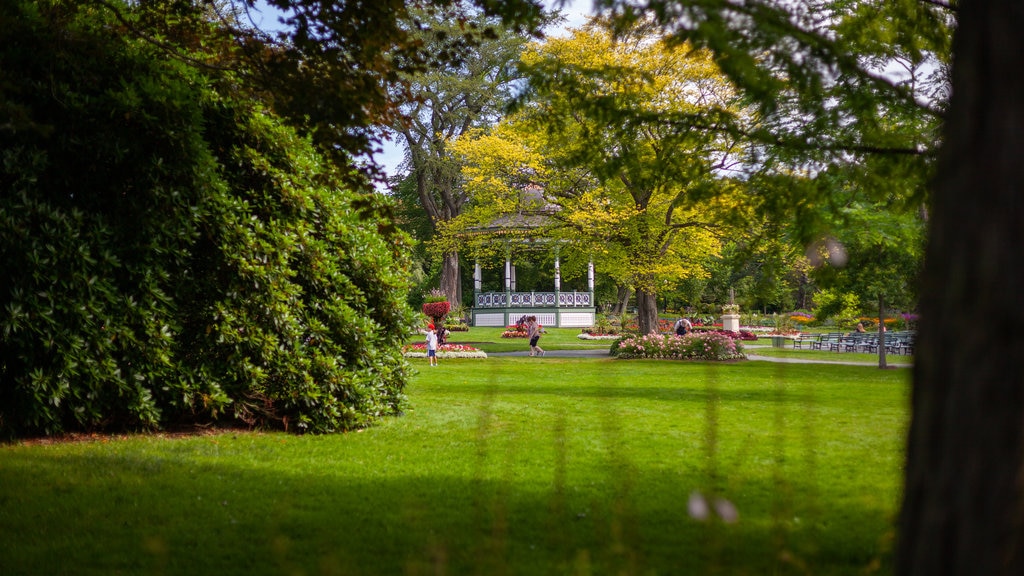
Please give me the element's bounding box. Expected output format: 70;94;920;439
791;334;815;349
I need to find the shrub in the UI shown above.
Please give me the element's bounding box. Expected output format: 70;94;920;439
611;332;745;361
813;289;861;329
0;2;414;438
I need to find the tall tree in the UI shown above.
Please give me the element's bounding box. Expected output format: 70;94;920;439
387;3;542;305
511;19;749;334
899;1;1024;573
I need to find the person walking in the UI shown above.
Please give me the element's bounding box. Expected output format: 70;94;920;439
425;323;439;367
527;316;545;357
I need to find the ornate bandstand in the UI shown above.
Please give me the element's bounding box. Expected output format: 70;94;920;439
470;260;596;328
468;186;596;328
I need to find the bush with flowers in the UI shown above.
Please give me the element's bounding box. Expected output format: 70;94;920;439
501;324;529;338
789;311;815;324
402;343;487;359
611;332;745;361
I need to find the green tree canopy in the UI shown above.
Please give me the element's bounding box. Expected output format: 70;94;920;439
451;18;753;333
0;0;414;438
385;1;547;305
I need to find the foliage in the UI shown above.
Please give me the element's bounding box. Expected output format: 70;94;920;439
584;314;619;336
386;3;547;302
577;1;945;328
452;18;752;334
813;288;862;329
423;288;449;303
0;0;414;439
611;332;745;360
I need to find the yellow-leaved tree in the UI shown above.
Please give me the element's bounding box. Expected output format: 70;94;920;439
449;18;754;334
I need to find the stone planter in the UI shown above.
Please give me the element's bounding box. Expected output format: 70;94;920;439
721;313;741;332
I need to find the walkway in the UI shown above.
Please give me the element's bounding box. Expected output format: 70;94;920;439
491;345;912;367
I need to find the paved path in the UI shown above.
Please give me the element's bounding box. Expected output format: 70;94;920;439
489;349;611;358
490;345;912;367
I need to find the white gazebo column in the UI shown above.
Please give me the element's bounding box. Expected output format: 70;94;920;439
473;260;482;296
554;256;561;293
504;256;512;325
587;259;595;292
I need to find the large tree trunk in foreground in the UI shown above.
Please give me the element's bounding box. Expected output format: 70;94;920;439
898;2;1024;574
636;289;659;335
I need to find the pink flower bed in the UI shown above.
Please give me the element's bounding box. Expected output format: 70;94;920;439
612;332;745;361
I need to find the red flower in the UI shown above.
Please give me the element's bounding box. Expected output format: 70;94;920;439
422;300;450;319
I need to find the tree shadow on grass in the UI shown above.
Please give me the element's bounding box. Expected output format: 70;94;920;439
0;446;894;576
437;380;814;405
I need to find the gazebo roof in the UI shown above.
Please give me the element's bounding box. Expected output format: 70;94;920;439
467;184;558;236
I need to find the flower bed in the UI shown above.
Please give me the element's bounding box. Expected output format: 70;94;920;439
501;325;529;339
611;332;745;361
691;327;759;341
402;343;487;359
577;332;621;340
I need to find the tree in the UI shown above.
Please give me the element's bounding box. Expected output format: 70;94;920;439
810;191;925;368
708;224;813;313
460;19;750;335
0;0;414;437
899;1;1024;573
385;3;543;305
207;0;547;178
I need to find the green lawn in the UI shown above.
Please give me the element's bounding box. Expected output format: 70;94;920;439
0;351;909;575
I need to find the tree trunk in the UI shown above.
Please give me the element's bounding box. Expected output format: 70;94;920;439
439;251;460;306
612;285;632;314
897;2;1024;574
636;289;659;335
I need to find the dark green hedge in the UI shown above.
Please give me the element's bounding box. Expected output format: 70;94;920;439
0;0;415;438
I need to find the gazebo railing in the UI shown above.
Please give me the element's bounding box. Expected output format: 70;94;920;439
475;291;592;308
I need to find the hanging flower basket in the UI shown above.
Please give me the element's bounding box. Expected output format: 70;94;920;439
422;300;451;320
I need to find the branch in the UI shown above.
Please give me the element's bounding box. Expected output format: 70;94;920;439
89;0;236;73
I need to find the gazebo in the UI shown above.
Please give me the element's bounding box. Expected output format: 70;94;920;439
467;186;596;328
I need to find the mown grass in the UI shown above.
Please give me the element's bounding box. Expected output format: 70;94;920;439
0;354;909;576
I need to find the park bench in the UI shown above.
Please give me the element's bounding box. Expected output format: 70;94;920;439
815;332;844;352
886;332;916;355
791;334;816;349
